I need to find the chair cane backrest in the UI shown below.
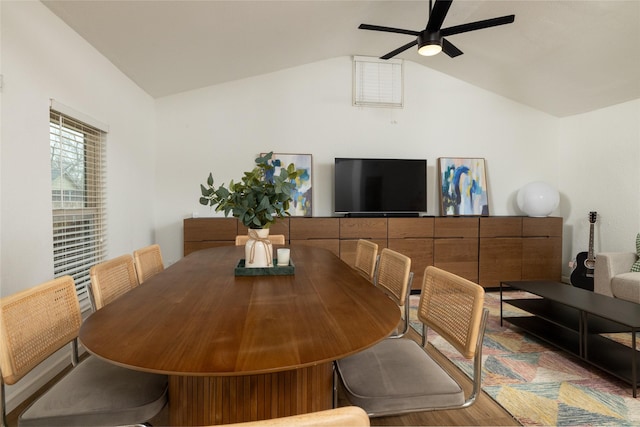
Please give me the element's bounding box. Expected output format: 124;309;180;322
376;248;412;307
0;276;81;386
235;234;286;246
133;244;165;284
335;266;488;417
418;266;485;359
375;248;413;337
354;239;378;282
1;275;169;427
89;254;139;310
225;406;370;426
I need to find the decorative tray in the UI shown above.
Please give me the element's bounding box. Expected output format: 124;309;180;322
234;259;295;276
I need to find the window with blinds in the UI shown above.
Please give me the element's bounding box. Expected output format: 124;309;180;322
353;56;403;108
50;109;107;311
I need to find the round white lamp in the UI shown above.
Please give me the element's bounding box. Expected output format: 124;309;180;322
516;181;560;217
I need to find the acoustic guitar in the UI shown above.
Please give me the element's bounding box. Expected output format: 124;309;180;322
571;211;597;291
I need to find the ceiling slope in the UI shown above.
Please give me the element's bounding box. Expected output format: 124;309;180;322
43;0;640;117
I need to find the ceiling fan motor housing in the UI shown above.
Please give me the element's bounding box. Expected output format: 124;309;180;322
418;31;441;48
358;0;515;60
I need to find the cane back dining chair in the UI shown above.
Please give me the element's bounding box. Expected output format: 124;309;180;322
226;406;370;426
354;239;378;283
89;254;139;311
235;234;286;246
0;276;168;427
336;266;489;417
133;244;165;284
374;248;413;338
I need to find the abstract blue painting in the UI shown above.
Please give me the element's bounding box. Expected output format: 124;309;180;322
264;153;312;216
438;157;489;216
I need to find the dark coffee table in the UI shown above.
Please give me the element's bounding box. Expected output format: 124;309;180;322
500;280;640;397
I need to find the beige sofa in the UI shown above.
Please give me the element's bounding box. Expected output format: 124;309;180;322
594;252;640;303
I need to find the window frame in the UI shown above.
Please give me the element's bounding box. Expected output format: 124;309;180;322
50;109;107;312
353;55;404;108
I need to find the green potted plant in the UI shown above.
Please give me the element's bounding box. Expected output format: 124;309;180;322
199;152;300;267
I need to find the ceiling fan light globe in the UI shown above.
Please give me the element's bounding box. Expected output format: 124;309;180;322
418;43;442;56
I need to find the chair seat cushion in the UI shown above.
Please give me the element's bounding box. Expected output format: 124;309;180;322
336;338;464;416
19;355;168;427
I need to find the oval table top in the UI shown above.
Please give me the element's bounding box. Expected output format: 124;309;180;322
80;245;400;376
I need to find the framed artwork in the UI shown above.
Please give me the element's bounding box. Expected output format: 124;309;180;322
438;157;489;216
263;153;313;216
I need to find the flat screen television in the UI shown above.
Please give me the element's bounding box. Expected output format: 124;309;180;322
334;158;427;215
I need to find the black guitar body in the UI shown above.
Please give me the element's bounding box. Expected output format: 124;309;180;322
571;211;597;292
571;251;594;291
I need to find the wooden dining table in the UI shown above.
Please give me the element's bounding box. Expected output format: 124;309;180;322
79;245;400;426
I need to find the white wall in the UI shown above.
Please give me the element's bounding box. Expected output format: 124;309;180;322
1;0;157;296
154;57;639;278
154;57;560;265
558;99;640;265
1;0;156;410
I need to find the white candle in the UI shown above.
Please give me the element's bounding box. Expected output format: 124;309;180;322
277;248;290;266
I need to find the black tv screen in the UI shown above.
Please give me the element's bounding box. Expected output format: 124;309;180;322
334;158;427;214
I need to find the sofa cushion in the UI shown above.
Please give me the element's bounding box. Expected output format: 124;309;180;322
631;233;640;272
611;273;640;304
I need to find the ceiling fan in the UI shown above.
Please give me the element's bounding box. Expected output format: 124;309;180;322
359;0;515;59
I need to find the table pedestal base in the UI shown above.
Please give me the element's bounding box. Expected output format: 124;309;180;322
169;363;334;426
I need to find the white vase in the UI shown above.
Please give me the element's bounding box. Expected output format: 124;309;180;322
245;228;274;268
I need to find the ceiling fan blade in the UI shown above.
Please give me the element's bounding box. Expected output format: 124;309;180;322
440;15;515;37
442;38;463;58
380;40;418;60
359;24;419;37
425;0;453;32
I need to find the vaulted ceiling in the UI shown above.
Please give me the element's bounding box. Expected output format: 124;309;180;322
43;0;640;117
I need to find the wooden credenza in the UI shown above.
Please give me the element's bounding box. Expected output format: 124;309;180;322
184;216;562;289
479;217;562;287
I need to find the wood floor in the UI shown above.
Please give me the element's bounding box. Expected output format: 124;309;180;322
6;326;519;426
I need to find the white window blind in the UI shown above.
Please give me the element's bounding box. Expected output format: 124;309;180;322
353;56;403;108
50;109;107;311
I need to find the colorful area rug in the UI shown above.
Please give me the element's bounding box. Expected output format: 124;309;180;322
409;291;640;426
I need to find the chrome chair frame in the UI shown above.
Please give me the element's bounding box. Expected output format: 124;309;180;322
336;266;489;417
0;276;167;426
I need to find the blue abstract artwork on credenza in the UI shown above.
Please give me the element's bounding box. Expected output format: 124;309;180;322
439;157;489;216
